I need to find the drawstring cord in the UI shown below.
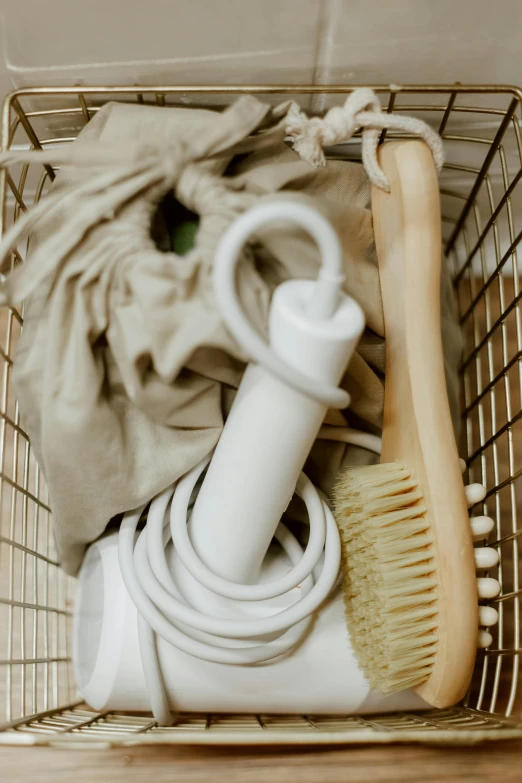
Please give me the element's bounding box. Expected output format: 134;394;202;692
285;88;444;191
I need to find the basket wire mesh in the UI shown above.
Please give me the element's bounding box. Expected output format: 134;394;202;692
0;83;521;746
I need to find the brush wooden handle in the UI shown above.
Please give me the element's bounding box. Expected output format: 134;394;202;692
372;141;478;708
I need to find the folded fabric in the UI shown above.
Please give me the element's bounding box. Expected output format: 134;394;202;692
0;95;461;574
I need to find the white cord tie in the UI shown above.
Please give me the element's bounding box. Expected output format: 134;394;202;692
285;88;444;191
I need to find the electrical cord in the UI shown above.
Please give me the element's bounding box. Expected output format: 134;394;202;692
119;469;342;724
212;201;350;409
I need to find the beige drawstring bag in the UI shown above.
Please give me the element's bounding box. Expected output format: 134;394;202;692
0;91;461;574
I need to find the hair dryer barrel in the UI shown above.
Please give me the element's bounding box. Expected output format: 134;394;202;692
189;279;365;584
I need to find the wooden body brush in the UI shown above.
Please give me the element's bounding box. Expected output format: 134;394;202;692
333;140;478;708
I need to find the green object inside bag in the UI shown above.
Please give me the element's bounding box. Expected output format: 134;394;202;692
170;198;199;255
151;192;199;256
172;215;199;255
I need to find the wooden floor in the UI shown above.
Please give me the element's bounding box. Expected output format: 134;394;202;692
2;739;522;782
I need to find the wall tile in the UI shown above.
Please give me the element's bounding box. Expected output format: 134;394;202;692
2;0;322;87
315;0;522;87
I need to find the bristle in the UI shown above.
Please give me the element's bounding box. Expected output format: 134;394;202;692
332;461;438;694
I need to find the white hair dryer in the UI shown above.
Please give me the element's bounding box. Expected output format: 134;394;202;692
73;201;428;723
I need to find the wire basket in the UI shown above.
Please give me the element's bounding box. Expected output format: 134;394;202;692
0;83;521;747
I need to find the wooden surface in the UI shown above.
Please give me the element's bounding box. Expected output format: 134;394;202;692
2;739;522;782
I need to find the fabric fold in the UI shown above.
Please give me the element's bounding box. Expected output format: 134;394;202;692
4;96;461;574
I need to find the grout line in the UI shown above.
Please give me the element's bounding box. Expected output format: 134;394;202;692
310;0;341;114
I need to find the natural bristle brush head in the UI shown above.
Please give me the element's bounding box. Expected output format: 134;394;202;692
333;462;439;694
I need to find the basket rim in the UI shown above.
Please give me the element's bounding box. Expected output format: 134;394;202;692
2;725;522;748
2;82;522;98
1;78;521;746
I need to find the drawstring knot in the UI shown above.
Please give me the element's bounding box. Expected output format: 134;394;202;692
285;88;444;191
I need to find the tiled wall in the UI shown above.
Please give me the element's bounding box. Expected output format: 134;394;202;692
1;0;522;95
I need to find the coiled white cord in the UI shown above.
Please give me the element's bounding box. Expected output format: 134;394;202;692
117;202;381;725
119;465;344;725
120;459;341;661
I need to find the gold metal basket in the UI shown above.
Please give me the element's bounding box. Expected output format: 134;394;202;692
0;83;521;747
